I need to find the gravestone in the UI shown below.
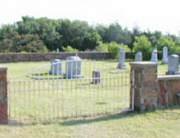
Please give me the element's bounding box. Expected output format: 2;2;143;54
56;48;60;53
151;49;158;63
50;59;62;75
92;70;101;84
162;47;168;64
167;54;179;75
117;48;126;69
66;56;82;79
135;51;143;61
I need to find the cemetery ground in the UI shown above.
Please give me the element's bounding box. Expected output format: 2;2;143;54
0;107;180;138
0;60;179;138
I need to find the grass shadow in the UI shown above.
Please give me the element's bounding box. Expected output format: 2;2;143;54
61;105;180;126
5;105;180;127
61;110;137;126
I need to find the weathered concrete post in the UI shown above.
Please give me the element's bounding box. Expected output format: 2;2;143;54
130;62;158;111
0;67;8;124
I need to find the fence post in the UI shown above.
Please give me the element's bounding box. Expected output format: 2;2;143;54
0;67;8;124
130;62;158;111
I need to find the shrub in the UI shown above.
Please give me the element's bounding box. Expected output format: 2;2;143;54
108;42;130;59
62;46;78;53
174;45;180;53
95;42;108;52
133;35;152;60
157;36;177;54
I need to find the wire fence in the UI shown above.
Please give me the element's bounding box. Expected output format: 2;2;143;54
8;60;130;124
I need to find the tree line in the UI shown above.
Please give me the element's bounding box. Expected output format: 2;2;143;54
0;16;180;58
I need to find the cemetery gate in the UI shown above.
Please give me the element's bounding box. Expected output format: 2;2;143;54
6;60;131;124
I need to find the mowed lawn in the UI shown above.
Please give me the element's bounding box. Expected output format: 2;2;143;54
0;108;180;138
0;60;179;138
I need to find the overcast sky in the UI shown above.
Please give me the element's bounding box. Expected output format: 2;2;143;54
0;0;180;34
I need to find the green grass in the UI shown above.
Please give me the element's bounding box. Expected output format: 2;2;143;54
0;108;180;138
0;60;178;138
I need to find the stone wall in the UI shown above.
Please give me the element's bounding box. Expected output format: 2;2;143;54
130;62;180;111
0;52;113;63
158;75;180;106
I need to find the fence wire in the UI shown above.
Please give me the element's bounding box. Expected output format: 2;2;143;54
8;60;130;124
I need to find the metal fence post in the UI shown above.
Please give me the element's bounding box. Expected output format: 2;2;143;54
0;67;8;124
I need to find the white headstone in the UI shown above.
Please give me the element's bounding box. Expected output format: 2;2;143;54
50;59;62;75
117;48;126;69
151;49;158;63
66;56;82;79
56;48;60;53
167;54;179;74
162;47;168;64
135;51;143;61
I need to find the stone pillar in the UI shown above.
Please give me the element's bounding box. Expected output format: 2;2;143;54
130;62;158;111
0;67;8;124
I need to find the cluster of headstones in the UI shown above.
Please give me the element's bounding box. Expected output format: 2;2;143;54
117;47;180;74
49;56;82;79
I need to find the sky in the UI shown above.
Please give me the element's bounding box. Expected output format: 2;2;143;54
0;0;180;35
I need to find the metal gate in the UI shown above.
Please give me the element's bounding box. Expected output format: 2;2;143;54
8;60;130;124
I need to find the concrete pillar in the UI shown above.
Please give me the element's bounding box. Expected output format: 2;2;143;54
130;62;158;111
0;67;8;124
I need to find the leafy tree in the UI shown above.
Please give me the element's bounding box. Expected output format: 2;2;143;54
0;33;47;53
157;36;176;53
103;23;132;45
17;16;62;50
0;16;179;54
143;31;162;47
82;31;101;50
0;25;17;40
57;19;92;50
95;25;107;42
133;35;152;60
95;42;109;52
108;42;130;58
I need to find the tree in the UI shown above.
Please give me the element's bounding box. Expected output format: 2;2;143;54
107;42;130;58
142;31;162;47
157;36;176;53
17;17;62;51
95;25;107;42
57;19;91;50
103;23;132;46
0;25;17;40
0;33;48;53
82;32;101;50
133;35;152;60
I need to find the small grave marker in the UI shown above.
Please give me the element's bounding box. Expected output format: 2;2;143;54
135;51;143;61
117;48;126;69
50;59;62;75
162;47;168;64
151;48;158;63
167;54;179;74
